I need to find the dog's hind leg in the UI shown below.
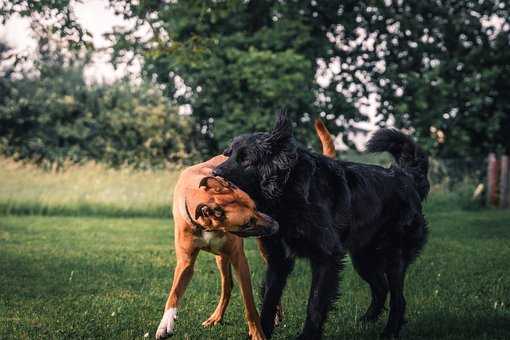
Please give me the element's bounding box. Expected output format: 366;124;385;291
202;255;233;327
402;214;428;268
351;249;388;323
230;245;266;340
381;248;406;338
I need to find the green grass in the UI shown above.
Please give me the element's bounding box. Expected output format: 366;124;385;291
1;209;509;339
0;157;482;219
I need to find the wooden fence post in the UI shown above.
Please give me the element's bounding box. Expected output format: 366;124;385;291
500;155;509;209
487;153;499;207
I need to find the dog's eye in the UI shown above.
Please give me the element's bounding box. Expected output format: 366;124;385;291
241;158;251;167
213;207;224;218
237;151;251;167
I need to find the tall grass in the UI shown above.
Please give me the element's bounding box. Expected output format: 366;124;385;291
0;158;180;218
0;156;484;218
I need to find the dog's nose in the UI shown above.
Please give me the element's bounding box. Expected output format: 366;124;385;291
212;168;222;177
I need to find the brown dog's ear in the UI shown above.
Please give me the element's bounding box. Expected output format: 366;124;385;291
195;203;211;220
199;176;234;194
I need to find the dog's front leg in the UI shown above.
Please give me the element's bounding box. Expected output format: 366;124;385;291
230;246;266;340
259;237;295;338
156;245;199;340
297;256;344;340
256;239;284;327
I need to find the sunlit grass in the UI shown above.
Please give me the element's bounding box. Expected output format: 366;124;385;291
0;158;180;217
0;157;480;218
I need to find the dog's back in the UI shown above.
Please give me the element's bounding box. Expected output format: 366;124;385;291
212;111;430;338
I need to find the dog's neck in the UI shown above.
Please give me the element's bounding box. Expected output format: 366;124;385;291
183;187;213;233
184;196;205;232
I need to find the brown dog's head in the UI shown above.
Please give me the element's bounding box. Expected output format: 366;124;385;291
191;176;278;237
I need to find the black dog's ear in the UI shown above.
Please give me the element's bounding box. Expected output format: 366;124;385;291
266;110;293;146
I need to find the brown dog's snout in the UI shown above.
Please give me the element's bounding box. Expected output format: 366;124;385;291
230;212;279;238
256;212;276;228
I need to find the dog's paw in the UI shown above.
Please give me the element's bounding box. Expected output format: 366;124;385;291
295;329;320;340
380;319;406;338
380;327;401;339
201;313;223;327
359;306;385;324
248;329;266;340
274;304;284;327
247;321;267;340
155;308;177;339
295;333;313;340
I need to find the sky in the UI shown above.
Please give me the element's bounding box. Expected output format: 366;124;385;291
0;0;140;83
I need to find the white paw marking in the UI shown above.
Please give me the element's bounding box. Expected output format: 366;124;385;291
155;308;177;339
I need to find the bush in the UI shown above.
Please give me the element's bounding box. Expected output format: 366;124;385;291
0;62;195;169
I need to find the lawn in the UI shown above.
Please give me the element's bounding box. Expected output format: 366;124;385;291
1;207;509;339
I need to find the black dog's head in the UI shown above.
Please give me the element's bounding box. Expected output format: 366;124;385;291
213;111;298;201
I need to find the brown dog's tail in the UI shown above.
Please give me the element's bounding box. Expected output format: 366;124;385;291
315;119;336;158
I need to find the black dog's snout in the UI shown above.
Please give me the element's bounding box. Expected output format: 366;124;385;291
213;161;230;177
212;168;222;177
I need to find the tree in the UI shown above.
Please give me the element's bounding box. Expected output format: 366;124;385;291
106;0;510;158
107;1;361;155
338;1;510;158
0;34;193;169
4;0;510;158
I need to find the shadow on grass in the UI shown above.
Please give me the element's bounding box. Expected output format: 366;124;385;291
0;249;167;339
406;311;510;340
0;247;167;300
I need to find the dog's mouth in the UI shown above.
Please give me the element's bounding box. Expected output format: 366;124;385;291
229;213;279;238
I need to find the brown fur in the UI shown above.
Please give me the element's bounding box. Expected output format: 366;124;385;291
157;155;276;340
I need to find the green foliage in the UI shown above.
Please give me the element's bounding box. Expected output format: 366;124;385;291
341;1;510;157
106;0;510;157
108;0;360;155
3;1;510;160
94;81;195;168
0;53;194;169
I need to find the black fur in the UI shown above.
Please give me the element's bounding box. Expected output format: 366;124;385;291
213;112;429;339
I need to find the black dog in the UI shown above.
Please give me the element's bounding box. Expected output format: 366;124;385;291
213;111;429;339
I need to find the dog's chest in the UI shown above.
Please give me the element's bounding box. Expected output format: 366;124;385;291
194;230;227;254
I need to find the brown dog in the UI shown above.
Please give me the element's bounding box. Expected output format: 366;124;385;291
156;119;334;339
156;155;278;340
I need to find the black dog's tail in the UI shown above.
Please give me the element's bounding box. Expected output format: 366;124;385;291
367;129;430;200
